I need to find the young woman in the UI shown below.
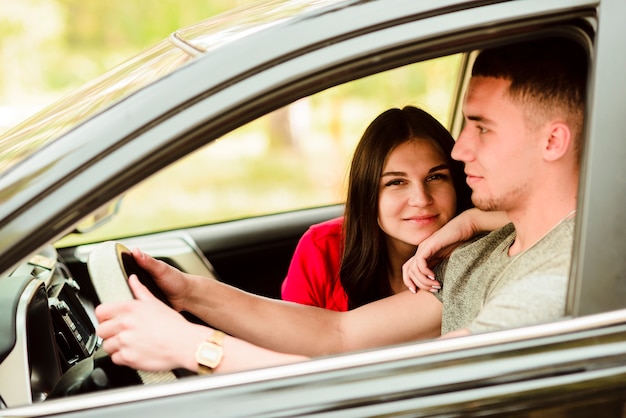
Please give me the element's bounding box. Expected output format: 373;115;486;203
281;106;473;310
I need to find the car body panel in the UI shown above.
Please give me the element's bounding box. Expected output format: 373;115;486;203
567;0;626;316
6;310;626;417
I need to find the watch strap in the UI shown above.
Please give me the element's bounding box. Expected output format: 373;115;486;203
207;329;225;346
196;330;225;374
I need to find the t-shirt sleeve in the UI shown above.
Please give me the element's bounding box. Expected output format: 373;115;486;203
432;260;448;303
468;274;568;334
281;227;330;307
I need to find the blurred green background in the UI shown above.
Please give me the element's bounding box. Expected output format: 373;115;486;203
0;0;244;132
0;1;461;246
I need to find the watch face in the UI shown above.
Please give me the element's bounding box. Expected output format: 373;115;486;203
197;342;223;368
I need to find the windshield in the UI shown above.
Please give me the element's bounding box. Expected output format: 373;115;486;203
0;42;191;173
177;0;340;54
0;0;343;173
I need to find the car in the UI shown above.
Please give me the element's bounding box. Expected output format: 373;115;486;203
1;0;626;416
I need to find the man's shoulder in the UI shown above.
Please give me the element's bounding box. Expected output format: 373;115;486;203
478;222;516;243
516;217;576;272
435;223;516;294
537;216;576;250
486;217;576;302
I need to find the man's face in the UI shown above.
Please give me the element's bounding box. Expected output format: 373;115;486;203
452;76;542;212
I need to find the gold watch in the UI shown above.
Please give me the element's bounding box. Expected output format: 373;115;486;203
195;330;225;374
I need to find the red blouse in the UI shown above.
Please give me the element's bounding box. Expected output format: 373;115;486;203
281;216;348;311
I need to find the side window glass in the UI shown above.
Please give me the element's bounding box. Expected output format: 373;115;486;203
61;54;462;245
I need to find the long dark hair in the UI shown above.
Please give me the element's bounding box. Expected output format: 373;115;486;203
340;106;472;309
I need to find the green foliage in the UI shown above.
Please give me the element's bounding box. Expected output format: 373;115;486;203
3;1;461;246
0;0;244;98
52;0;241;86
56;0;234;50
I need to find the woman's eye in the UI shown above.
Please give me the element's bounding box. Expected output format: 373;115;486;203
384;179;405;187
478;126;489;134
426;173;449;182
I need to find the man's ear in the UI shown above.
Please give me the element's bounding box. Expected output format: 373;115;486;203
543;121;572;162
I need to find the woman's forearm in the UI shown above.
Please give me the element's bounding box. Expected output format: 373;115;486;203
464;208;510;234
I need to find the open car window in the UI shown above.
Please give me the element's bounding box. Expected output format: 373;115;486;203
60;54;463;246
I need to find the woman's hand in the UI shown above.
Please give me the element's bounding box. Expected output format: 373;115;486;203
402;231;459;293
402;209;510;293
95;274;208;372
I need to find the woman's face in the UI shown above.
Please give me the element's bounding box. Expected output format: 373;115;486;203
377;138;457;253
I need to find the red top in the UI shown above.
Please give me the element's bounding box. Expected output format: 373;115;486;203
281;217;349;311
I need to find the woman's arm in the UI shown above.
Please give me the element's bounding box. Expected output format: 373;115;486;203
403;209;510;293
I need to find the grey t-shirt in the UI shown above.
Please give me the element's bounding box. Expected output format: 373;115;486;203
435;217;575;334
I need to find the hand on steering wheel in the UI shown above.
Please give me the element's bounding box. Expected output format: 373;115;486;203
89;242;182;384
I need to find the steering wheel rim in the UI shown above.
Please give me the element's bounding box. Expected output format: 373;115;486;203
87;241;177;385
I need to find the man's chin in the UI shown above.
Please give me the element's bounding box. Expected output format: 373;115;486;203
471;196;500;212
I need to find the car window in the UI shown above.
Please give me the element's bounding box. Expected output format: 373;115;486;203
59;54;462;246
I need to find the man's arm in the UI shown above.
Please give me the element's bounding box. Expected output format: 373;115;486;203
440;328;471;339
96;275;309;373
96;273;442;373
186;274;442;356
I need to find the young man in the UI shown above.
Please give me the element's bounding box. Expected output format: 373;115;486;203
403;37;585;338
95;36;587;374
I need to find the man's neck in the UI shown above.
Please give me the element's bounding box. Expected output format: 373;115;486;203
505;162;579;256
507;200;577;257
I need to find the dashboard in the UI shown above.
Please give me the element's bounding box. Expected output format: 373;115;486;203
0;245;94;406
0;234;217;408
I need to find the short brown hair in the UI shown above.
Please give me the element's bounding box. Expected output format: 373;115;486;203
473;37;588;160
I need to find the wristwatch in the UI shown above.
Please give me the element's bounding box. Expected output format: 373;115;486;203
195;330;225;374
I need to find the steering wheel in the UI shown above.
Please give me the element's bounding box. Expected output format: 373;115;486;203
87;241;179;385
